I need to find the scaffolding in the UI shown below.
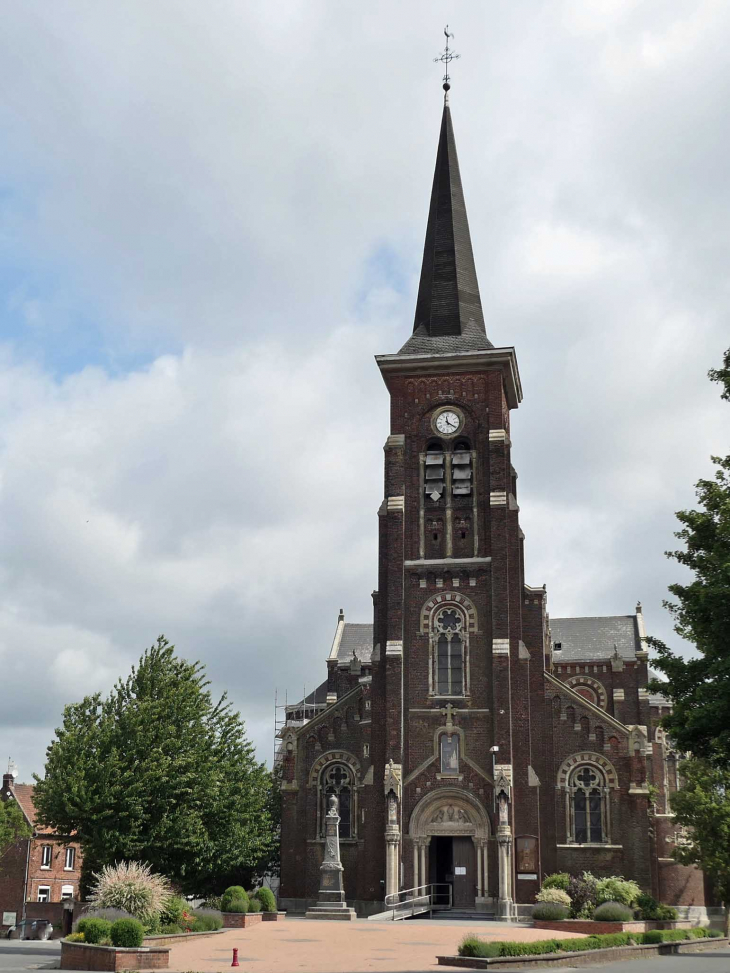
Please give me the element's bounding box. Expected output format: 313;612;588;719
273;685;319;769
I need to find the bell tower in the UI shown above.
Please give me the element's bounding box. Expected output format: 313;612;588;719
370;84;551;917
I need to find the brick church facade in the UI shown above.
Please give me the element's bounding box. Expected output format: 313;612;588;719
278;92;707;917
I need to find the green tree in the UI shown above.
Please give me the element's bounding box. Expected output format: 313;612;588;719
648;348;730;765
33;637;275;896
0;798;31;855
669;758;730;936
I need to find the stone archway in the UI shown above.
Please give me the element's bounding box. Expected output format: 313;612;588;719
409;789;491;909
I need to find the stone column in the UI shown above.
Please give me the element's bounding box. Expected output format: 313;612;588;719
412;840;419;892
420;840;428;894
306;796;356;920
496;795;515;920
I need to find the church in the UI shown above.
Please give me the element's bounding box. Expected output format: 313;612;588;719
278;86;708;918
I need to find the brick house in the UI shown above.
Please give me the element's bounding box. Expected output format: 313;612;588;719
278;91;709;917
0;766;82;936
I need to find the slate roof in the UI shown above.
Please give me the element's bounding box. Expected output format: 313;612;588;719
550;615;641;661
398;98;492;357
333;623;373;664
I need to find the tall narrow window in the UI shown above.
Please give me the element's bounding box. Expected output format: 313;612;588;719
432;607;467;696
64;847;76;871
569;765;607;843
440;733;460;774
321;763;354;839
41;845;52;868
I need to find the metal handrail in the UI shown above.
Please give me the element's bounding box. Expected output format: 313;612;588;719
383;882;452;920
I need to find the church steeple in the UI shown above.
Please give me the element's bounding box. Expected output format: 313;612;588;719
399;94;492;356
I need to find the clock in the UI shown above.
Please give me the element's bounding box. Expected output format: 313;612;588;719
434;409;462;436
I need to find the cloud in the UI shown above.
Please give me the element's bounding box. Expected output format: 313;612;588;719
0;0;728;778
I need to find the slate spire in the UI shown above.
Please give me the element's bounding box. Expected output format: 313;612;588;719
399;93;492;355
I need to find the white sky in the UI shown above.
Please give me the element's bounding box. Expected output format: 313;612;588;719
0;0;727;778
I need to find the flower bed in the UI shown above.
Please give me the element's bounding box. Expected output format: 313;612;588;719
143;930;227;946
61;940;170;972
222;912;263;929
533;918;692;935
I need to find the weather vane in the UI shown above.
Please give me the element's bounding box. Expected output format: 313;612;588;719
434;25;460;92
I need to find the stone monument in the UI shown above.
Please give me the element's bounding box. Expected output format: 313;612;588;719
305;795;357;920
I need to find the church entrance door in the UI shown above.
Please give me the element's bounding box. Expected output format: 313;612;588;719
429;836;476;909
452;836;476;908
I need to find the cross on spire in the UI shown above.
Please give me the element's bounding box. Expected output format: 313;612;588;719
434;25;460;92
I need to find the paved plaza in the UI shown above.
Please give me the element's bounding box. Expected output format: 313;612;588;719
167;918;584;973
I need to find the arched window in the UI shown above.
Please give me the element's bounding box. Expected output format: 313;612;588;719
568;764;608;844
566;705;575;726
595;725;605;750
431;606;467;696
580;716;590;736
320;763;354;839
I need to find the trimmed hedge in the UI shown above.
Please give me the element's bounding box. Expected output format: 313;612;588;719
226;898;249;914
247;898;261;913
458;927;723;958
76;918;112;944
110;918;145;948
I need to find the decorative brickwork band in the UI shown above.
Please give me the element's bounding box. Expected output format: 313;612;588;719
489;491;507;506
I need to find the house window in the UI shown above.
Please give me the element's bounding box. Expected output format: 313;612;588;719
440;733;460;775
432;607;467;696
568;765;608;844
320;763;354;839
64;847;76;871
61;885;74;901
41;845;52;868
37;886;51;903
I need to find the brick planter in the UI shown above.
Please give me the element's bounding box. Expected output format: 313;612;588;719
534;919;692;935
61;940;169;971
222;912;263;929
262;912;284;922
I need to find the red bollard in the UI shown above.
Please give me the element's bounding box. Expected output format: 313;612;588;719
231;948;239;967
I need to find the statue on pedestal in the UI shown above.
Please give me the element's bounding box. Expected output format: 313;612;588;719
305;795;357;920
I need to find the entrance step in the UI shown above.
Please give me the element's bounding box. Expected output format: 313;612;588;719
410;909;496;921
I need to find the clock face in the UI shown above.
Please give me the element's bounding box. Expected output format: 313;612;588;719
435;410;461;436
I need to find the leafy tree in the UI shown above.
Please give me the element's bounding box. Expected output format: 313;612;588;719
0;798;31;855
648;348;730;765
669;758;730;937
33;637;275;896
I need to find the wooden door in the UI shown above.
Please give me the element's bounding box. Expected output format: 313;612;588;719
452;837;476;908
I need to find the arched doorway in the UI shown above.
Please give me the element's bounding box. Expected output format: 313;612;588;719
409;789;491;910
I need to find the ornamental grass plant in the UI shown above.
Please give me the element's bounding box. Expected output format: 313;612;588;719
89;862;172;928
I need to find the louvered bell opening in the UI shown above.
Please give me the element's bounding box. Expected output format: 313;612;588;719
452;448;472;496
425;453;445;465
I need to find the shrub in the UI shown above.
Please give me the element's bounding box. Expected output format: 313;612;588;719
595;876;641;907
253;887;277;913
110;918;144;948
76;918;112;944
457;929;706;960
158;924;183;935
200;896;222;911
89;862;172;927
568;872;597;918
594;901;633;922
159;895;187;928
499;940;561;956
247;898;261;913
541;872;570;892
77;907;134;925
65;932;85;943
655;904;680;920
221;886;249;912
191;908;223;931
226;898;249;914
707;929;723;938
536;887;571;907
533;902;570;920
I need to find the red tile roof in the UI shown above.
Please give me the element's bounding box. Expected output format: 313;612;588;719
11;783;56;835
